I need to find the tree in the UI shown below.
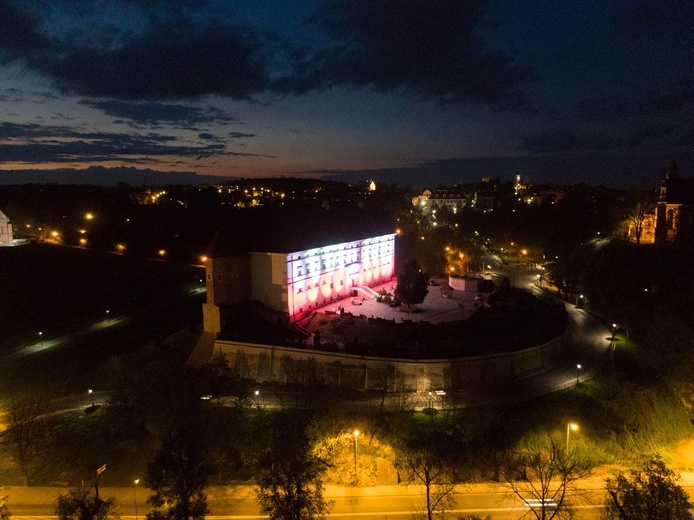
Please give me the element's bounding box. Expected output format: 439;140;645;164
621;191;656;245
55;487;119;520
0;493;10;520
256;415;332;520
501;436;588;520
2;399;46;485
393;425;461;520
395;443;458;520
604;454;693;519
145;431;212;520
395;259;429;309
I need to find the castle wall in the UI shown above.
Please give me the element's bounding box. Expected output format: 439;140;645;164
214;330;566;392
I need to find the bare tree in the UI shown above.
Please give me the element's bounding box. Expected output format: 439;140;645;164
622;191;656;244
2;399;46;485
395;435;460;520
0;493;10;520
501;437;588;520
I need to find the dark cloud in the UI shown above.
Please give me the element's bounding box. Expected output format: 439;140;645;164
1;1;532;107
229;132;257;138
576;75;694;122
273;0;533;108
0;2;271;101
618;1;678;37
0;121;266;163
521;123;675;153
80;99;236;126
198;133;215;140
0;2;47;58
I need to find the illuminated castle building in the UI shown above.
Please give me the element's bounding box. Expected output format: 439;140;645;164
202;208;395;335
0;209;13;246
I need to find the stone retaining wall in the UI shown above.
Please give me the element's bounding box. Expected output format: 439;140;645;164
214;330;566;391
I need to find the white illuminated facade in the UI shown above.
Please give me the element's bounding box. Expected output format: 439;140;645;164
286;234;395;322
203;232;395;333
0;209;13;246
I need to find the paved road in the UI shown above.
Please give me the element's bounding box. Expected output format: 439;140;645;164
0;482;612;519
7;479;693;519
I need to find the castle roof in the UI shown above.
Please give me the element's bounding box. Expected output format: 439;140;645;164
0;209;9;222
206;206;394;258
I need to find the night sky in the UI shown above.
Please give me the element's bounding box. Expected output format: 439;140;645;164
1;0;693;188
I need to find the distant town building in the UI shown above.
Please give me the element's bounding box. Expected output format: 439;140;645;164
654;161;694;246
414;178;504;213
201;209;395;335
0;209;13;246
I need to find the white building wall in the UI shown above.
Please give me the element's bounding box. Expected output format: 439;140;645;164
286;234;395;322
0;216;12;245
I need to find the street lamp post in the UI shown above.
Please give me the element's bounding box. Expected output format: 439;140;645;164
89;389;94;407
576;364;582;385
254;390;260;409
106;310;110;323
566;422;579;456
38;331;43;347
133;479;140;520
611;323;618;369
353;430;360;486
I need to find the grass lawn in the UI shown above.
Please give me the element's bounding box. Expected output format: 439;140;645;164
0;243;203;350
0;243;204;402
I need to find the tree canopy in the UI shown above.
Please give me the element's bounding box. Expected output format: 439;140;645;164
604;454;693;519
145;431;212;520
395;259;429;308
256;414;332;520
55;487;120;520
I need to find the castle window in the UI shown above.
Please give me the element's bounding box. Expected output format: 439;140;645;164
207;274;211;281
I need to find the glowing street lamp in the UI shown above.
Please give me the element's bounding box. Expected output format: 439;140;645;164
353;430;360;486
254;390;260;409
566;422;579;455
88;389;95;407
133;479;140;520
576;364;582;385
105;310;110;323
38;331;43;347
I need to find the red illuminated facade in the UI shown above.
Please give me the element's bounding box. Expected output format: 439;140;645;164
203;232;395;334
287;234;395;322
